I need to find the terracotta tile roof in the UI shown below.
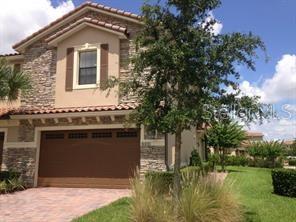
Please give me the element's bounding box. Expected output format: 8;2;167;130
45;17;128;43
0;53;21;57
10;103;138;116
0;108;15;119
13;1;141;50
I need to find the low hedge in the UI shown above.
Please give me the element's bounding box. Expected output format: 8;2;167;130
288;159;296;166
271;169;296;197
226;156;248;166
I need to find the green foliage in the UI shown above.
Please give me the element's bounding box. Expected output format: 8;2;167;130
0;171;21;182
145;171;174;194
265;141;284;161
0;171;25;194
226;155;248;166
271;169;296;198
107;0;267;191
0;58;31;101
0;178;25;194
208;153;220;170
189;149;202;167
145;166;204;193
247;141;284;168
247;142;266;159
288;159;296;166
207;122;246;149
226;166;296;222
202;162;211;174
132;173;242;222
207;121;246;171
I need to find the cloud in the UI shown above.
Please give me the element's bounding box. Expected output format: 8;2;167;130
228;54;296;104
0;0;75;54
203;11;223;35
247;118;296;141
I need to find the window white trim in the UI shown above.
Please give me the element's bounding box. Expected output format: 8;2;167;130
73;43;101;90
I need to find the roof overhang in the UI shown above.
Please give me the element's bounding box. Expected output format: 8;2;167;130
10;109;133;120
0;53;24;62
13;2;142;52
46;19;128;47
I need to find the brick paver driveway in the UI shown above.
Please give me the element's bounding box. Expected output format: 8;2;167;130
0;188;130;222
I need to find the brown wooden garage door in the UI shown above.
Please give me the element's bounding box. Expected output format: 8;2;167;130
38;129;140;188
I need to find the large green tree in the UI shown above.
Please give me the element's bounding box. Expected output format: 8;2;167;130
207;121;246;171
0;58;31;101
111;0;267;193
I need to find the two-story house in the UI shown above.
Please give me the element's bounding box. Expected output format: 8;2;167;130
0;2;201;188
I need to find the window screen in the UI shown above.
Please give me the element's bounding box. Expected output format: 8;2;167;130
79;50;97;85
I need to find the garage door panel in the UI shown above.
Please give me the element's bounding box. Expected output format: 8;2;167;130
38;129;140;187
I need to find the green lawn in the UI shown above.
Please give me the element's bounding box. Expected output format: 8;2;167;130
72;197;130;222
226;166;296;222
74;167;296;222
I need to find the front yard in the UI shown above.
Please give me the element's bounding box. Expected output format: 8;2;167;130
74;166;296;222
226;166;296;222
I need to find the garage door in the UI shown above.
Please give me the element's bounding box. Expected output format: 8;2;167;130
38;129;140;188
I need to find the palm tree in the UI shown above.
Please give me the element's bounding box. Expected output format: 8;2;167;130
0;58;31;101
207;121;246;171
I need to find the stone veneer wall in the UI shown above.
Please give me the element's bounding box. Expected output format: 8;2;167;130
140;142;166;174
1;147;36;187
21;42;57;109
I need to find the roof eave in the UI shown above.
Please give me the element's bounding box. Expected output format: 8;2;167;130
46;22;128;47
13;3;142;52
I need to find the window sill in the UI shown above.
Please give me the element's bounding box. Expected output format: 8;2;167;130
72;84;99;90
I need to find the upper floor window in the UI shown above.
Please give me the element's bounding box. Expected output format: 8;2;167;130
79;51;97;85
73;43;101;90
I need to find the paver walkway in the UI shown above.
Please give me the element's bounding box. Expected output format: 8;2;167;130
0;188;130;222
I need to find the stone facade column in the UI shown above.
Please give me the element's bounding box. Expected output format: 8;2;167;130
1;147;36;187
139;126;167;175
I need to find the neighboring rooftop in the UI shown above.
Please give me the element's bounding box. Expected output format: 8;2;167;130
246;131;264;137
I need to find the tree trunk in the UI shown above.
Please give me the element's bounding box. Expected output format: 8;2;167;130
174;124;182;197
221;147;225;172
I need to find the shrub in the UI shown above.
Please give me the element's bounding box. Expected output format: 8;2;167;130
145;171;174;194
247;158;283;168
189;149;202;167
0;178;25;194
145;166;204;193
0;171;20;182
178;176;243;222
208;153;220;170
289;160;296;166
271;169;296;197
132;173;243;222
226;156;248;166
202;162;211;174
130;175;175;222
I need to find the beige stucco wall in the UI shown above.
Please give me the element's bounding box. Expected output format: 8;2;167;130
55;26;120;108
167;127;197;168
